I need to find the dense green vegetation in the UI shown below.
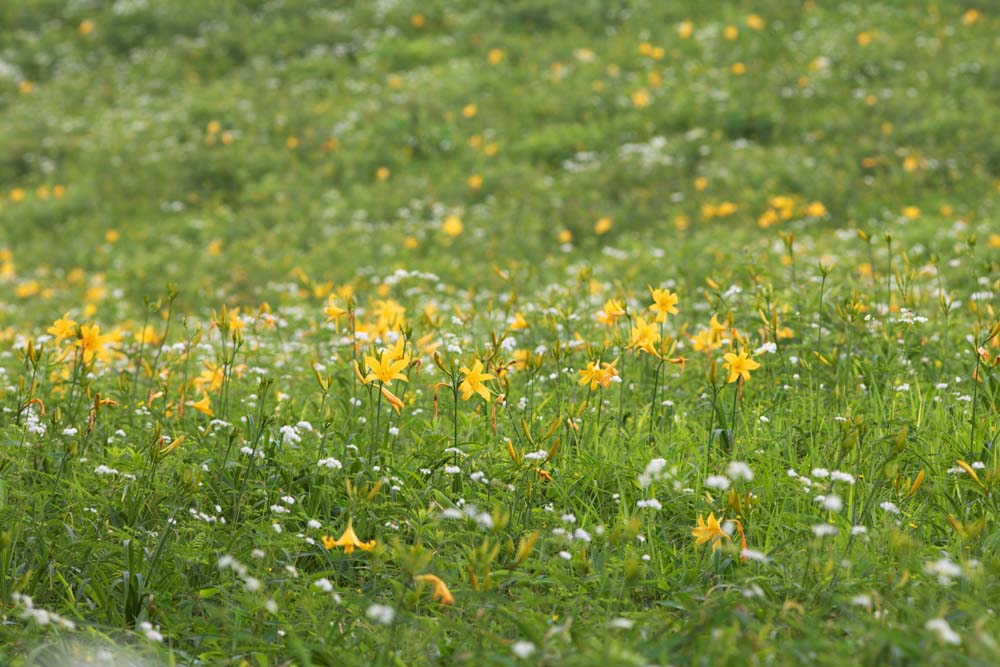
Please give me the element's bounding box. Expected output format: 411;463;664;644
2;1;1000;665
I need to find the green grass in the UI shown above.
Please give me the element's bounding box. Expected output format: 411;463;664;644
2;1;1000;665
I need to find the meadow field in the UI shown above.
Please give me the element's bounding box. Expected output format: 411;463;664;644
2;1;1000;664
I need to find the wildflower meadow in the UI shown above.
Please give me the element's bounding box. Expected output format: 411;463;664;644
2;2;1000;665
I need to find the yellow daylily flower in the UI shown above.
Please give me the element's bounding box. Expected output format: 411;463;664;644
459;359;494;401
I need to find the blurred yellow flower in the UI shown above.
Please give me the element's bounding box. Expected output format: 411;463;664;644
188;393;214;417
692;513;730;551
459;359;494;401
47;313;78;345
806;201;827;217
722;350;760;384
442;215;463;237
648;286;679;323
578;358;619;390
76;323;114;363
627;315;660;357
631;89;651;108
324;518;376;554
415;574;455;604
596;298;626;327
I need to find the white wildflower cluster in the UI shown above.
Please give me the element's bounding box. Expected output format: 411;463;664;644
638;458;669;488
946;461;985;475
94;464;137;480
139;621;164;642
814;494;843;512
218;554;262;592
511;640;536;658
704;475;730;491
366;603;395;625
726;461;754;481
895;308;928;325
312;577;342;604
811;523;838;538
23;406;47;437
317;457;342;469
240;445;265;459
788;467;855;491
439;503;494;530
924;556;964;585
279;424;303;446
925;618;961;645
189;504;227;524
12;592;76;630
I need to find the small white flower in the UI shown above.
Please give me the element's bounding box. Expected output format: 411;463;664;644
139;621;163;642
366;604;395;625
314;578;334;592
726;461;754;481
511;640;536;658
558;550;572;560
639;458;668;488
741;548;770;563
308;519;322;529
879;501;900;514
925;557;963;585
925;618;960;645
830;471;856;484
821;495;843;512
704;475;730;491
851;594;873;609
811;523;838;537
